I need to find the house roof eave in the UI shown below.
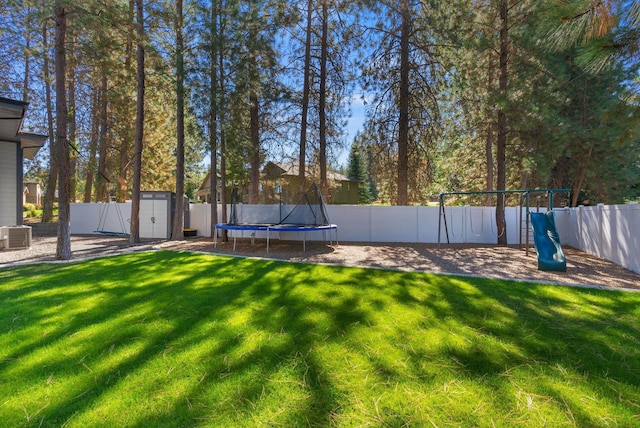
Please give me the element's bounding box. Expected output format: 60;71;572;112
20;132;48;160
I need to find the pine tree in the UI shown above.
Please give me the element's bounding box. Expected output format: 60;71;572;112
544;0;639;72
171;0;185;241
129;0;145;244
359;0;441;205
54;0;71;260
347;142;372;205
42;22;57;223
298;0;313;195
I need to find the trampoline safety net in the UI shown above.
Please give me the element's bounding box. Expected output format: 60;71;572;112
229;183;330;226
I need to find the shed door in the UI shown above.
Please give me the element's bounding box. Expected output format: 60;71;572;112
140;193;170;239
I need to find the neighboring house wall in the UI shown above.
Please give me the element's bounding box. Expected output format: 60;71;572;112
24;181;41;205
260;176;301;205
0;141;18;226
261;178;358;205
195;172;224;203
261;161;360;205
329;180;359;205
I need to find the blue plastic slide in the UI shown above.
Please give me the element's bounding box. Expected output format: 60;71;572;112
530;211;567;272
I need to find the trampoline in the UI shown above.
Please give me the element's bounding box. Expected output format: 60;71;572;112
214;223;338;252
213;183;338;253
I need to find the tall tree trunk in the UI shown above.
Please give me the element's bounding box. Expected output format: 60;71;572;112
172;0;185;240
496;0;508;245
248;12;260;205
571;156;588;208
84;89;100;202
485;55;494;207
564;79;590;208
117;127;131;202
68;33;77;202
125;0;135;66
298;0;313;195
118;0;136;203
55;1;71;260
249;92;260;203
42;25;57;223
218;2;227;234
209;0;219;236
96;74;109;202
130;0;145;244
570;78;591;208
318;0;328;201
397;0;410;206
22;8;31;103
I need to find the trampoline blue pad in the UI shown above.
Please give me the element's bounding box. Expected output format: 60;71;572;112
215;223;337;232
214;223;338;253
268;224;337;232
215;224;270;231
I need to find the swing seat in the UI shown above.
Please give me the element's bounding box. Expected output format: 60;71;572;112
92;230;130;236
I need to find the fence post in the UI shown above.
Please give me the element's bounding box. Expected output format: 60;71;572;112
597;203;605;259
576;205;583;252
629;202;640;273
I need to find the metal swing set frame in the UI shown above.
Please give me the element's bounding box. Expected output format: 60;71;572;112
437;189;571;255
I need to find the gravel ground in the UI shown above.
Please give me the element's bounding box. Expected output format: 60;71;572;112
1;235;639;292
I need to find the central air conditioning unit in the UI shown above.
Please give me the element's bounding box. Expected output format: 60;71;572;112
0;226;32;250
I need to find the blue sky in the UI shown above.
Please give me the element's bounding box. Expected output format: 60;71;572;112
199;93;367;170
337;93;367;167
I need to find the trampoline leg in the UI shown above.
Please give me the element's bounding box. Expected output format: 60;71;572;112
214;227;217;248
303;231;307;252
267;229;270;253
233;236;237;252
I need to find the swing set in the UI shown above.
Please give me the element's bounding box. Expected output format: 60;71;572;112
93;181;130;236
437;189;571;255
67;139;131;236
94;195;129;236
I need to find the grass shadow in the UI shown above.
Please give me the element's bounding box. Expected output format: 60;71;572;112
1;251;639;426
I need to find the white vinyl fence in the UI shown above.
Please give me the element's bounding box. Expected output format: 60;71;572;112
553;203;640;274
72;202;131;235
70;201;640;274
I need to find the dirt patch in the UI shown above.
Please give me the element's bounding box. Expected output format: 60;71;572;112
2;235;638;292
172;238;640;291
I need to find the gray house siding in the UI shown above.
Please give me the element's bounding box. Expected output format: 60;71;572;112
0;141;19;225
0;97;46;227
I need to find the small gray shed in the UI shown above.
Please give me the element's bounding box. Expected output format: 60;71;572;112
139;191;189;239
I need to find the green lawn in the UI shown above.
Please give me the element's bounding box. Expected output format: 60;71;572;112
1;251;639;427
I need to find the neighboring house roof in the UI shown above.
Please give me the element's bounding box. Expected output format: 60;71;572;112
0;96;47;159
197;171;222;193
263;161;354;182
197;162;356;193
